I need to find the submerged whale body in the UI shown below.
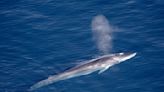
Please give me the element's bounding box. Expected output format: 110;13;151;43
29;52;136;91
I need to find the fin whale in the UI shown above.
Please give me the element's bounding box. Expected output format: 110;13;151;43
29;52;136;91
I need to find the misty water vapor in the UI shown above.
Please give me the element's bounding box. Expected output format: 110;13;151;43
91;15;113;54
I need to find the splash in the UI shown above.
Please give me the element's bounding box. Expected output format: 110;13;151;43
91;15;113;54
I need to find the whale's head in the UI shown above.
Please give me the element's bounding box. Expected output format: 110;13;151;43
113;52;137;63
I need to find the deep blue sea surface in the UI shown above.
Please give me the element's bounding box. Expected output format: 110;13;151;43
0;0;164;92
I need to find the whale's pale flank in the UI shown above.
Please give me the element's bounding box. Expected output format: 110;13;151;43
29;52;136;91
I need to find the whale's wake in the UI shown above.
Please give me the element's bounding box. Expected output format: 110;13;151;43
91;15;113;54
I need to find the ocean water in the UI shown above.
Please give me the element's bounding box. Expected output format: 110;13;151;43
0;0;164;92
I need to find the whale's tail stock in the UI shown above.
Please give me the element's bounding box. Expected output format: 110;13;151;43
29;74;64;91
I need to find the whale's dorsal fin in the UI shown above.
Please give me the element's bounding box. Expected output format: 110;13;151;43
98;66;110;74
